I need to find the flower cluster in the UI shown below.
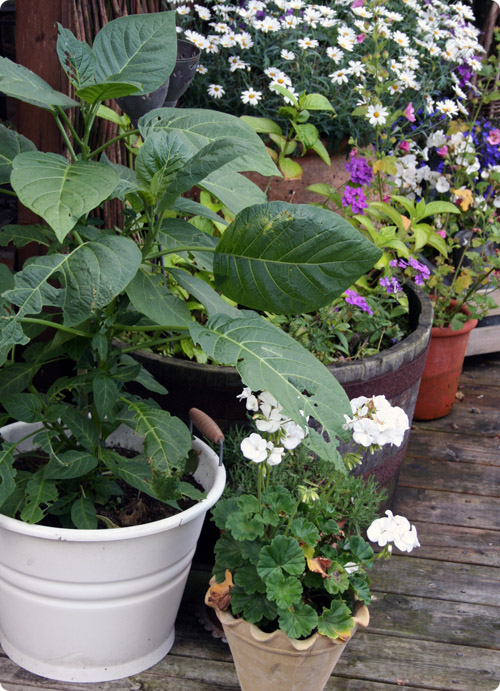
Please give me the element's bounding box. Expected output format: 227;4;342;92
367;510;420;552
175;0;482;143
343;395;410;449
237;388;308;466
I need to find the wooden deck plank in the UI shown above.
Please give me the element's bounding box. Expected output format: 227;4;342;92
412;406;499;436
398;457;500;496
329;633;500;691
370;556;500;606
393;486;500;530
398;522;500;567
368;591;500;649
405;429;500;466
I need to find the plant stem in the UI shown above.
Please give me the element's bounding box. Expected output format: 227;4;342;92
53;114;78;162
146;245;217;260
89;129;140;159
20;317;93;338
120;335;186;353
0;187;17;197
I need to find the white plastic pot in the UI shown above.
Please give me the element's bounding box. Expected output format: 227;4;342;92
0;421;226;683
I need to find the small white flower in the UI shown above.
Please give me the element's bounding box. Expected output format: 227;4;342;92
435;175;450;193
281;49;295;60
343;562;359;574
266;442;285;466
326;46;344;63
236;387;259;412
281;421;307;450
436;99;459;119
298;36;319;49
196;65;208;74
367;511;395;547
329;69;349;85
366;104;389;126
255;402;284;433
241;88;262;105
207;84;225;99
241;433;268;463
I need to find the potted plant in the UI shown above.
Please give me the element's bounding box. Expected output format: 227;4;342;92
0;11;382;682
206;387;420;691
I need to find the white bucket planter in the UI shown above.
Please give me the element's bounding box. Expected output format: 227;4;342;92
0;421;226;683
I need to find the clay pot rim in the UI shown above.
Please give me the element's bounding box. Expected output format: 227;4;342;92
205;582;369;654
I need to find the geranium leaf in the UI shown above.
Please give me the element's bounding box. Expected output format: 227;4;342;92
261;487;296;515
211;496;239;530
350;574;372;605
257;535;305;580
324;563;350;595
278;602;318;639
234;564;267;595
214;202;382;314
291;517;321;547
226;511;265;541
317;601;355;640
266;571;303;609
214;532;245;571
344;536;374;562
230;586;277;625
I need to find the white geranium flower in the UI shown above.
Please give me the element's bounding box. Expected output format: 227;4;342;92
255;402;284;433
240;433;268;463
259;391;280;409
343;562;359;574
236;387;259;412
266;442;285;466
392;515;420;552
367;511;396;547
435;176;450;193
281;421;307;450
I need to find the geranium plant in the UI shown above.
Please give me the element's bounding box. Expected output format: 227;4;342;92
0;12;384;529
206;388;419;640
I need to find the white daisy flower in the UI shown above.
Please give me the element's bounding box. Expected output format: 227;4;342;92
329;69;349;85
297;36;319;49
326;46;344;63
281;49;295;60
366;104;390;126
207;84;225;99
241;88;262;105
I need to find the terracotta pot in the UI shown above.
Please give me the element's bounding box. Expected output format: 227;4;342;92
414;311;478;421
206;594;369;691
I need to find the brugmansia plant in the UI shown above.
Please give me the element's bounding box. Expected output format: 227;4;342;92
0;12;381;529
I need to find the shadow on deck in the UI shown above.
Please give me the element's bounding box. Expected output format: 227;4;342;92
1;353;499;691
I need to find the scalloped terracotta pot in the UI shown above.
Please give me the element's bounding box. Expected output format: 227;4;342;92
0;422;226;683
414;313;478;421
207;596;369;691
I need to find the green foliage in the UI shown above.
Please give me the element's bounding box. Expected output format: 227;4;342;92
0;12;381;529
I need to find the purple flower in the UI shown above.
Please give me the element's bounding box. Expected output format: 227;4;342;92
408;257;430;279
342;185;368;214
379;276;403;294
344;289;373;315
345;157;373;186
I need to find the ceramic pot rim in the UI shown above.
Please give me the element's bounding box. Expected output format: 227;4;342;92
0;421;226;542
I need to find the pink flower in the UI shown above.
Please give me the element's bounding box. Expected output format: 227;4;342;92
356;34;366;43
404;102;415;122
437;145;448;158
487;128;500;145
383;195;391;202
399;141;410;152
352;0;365;6
436;230;446;238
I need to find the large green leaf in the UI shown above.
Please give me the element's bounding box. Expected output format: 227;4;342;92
190;312;351;463
214;202;382;314
0;224;53;249
11;152;120;242
101;154;139;200
158;217;218;271
56;25;96;88
0;57;78;110
159;138;258;211
257;535;305;580
171;197;229;226
201;170;267;214
170;269;239;319
0;124;36;184
136;130;188;199
92;12;177;94
138;108;279;177
100;448;155;496
0;236;141;364
126;269;192;328
76;81;142;105
127;402;192;475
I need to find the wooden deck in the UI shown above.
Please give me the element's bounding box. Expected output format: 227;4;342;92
1;353;499;691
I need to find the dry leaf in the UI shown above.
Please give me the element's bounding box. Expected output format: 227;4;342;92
307;556;332;578
206;570;234;611
455;391;465;401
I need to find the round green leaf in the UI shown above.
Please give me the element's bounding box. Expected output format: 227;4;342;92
257;534;305;580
